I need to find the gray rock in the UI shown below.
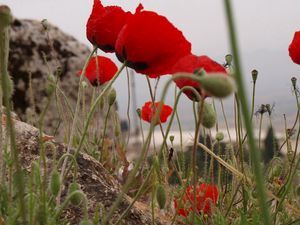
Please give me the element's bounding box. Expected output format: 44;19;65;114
8;18;91;139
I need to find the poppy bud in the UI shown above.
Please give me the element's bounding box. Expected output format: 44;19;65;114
216;132;224;142
291;77;297;90
136;108;141;118
0;5;13;28
79;219;92;225
201;102;216;129
199;74;234;98
251;69;258;83
68;182;82;205
156;184;167;209
49;169;60;196
268;164;282;180
225;54;233;66
108;88;116;106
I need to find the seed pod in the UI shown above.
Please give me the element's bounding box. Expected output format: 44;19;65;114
199;74;234;98
169;135;174;143
68;182;82;205
225;54;233;66
41;19;49;30
251;69;258;83
50;169;60;196
216;132;224;142
108;88;116;106
156;184;167;209
291;77;297;90
79;219;92;225
201;101;216;129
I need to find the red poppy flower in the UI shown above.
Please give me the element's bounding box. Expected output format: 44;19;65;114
141;101;173;125
289;31;300;65
174;183;219;217
115;5;191;77
172;54;227;101
79;56;117;86
86;0;132;52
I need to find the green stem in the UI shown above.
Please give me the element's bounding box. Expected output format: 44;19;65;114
192;99;205;224
223;1;271;224
99;105;111;161
0;8;26;224
258;113;264;150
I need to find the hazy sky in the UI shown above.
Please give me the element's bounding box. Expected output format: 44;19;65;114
1;0;300;130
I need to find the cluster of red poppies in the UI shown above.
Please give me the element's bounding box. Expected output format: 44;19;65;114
174;183;219;217
83;0;230;125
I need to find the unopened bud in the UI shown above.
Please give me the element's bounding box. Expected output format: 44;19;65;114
156;184;167;209
251;69;258;83
201;101;216;129
68;182;82;205
108;88;116;106
0;5;13;28
199;74;234;98
268;164;282;180
50;169;60;196
216;132;224;141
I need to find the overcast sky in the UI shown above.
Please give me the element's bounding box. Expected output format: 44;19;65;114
1;0;300;130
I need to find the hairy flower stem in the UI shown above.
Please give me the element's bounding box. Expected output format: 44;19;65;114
223;1;272;224
58;46;97;204
242;73;257;144
125;66;131;147
258;113;264;150
99;105;111;161
192;98;205;224
101;74;204;225
0;6;26;224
